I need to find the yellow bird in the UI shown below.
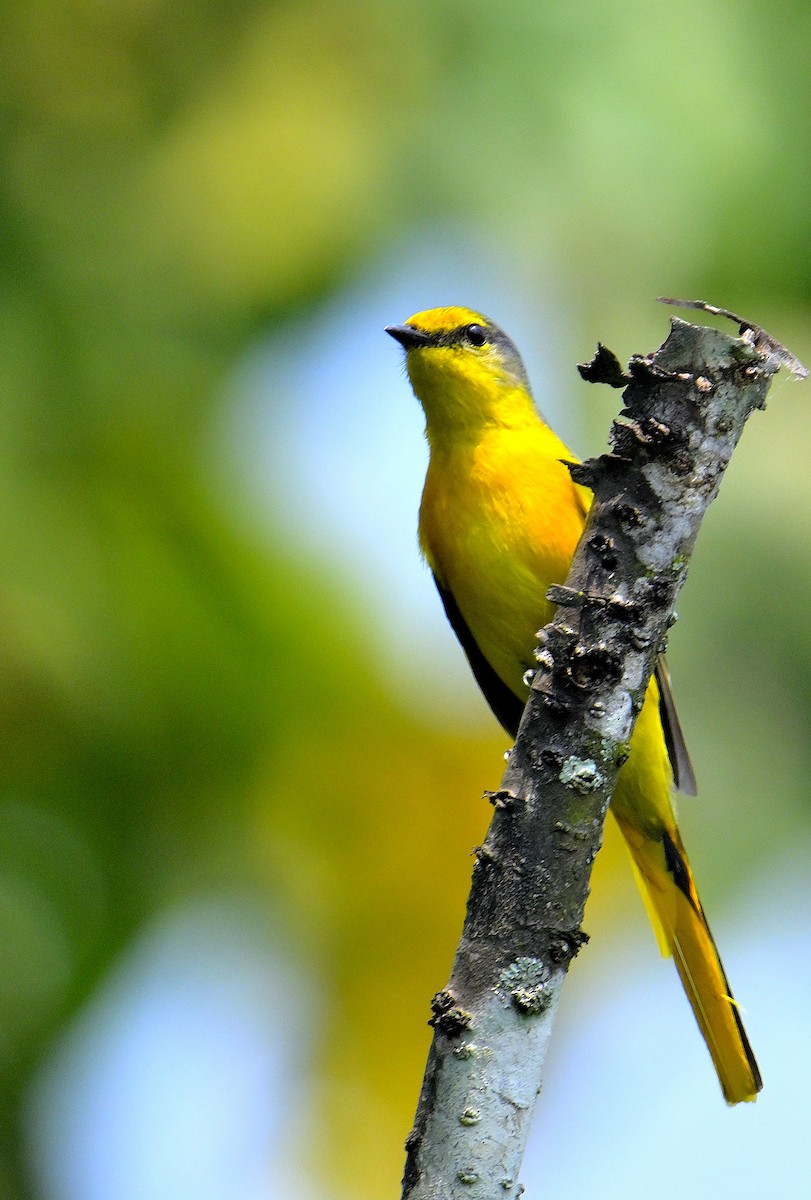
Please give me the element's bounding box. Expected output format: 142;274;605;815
386;305;761;1104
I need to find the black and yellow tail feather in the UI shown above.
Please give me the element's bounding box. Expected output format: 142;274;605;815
616;817;762;1104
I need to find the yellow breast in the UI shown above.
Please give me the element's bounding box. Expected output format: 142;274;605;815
419;421;587;696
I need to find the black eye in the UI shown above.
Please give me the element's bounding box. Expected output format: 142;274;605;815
464;323;488;347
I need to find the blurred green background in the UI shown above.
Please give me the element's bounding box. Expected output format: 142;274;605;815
1;1;810;1197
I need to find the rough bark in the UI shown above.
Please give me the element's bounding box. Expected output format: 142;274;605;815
401;306;805;1199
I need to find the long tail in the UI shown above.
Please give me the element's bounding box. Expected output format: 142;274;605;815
614;814;762;1104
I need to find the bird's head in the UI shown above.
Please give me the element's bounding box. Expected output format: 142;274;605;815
385;307;535;443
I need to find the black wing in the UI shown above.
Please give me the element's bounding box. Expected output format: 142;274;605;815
432;574;524;738
655;655;697;795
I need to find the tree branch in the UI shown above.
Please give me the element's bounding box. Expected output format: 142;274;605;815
401;309;805;1199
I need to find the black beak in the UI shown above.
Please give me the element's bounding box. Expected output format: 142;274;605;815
385;324;432;350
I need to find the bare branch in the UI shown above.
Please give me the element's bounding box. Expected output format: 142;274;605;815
657;297;809;379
